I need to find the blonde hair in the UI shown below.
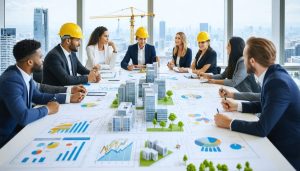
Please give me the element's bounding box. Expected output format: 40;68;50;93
173;32;188;57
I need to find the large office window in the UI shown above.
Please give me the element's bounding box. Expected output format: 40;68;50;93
285;0;300;66
233;0;272;41
5;0;76;54
83;0;147;65
153;0;225;66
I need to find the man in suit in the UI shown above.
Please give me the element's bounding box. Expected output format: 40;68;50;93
0;39;68;148
43;23;100;86
214;37;300;170
121;27;157;71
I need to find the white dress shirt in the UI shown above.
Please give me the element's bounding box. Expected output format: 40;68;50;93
176;56;180;67
138;45;145;65
60;44;73;76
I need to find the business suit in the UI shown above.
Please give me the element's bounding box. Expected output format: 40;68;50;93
43;44;90;86
0;65;66;148
231;64;300;170
212;57;247;87
121;43;156;70
172;47;192;68
234;73;261;93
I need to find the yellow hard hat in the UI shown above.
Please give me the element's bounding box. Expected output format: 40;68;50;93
135;27;149;38
197;31;210;42
59;23;83;39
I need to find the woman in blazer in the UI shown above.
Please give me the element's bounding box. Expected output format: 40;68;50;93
167;32;192;72
86;26;117;70
201;37;247;87
191;31;218;74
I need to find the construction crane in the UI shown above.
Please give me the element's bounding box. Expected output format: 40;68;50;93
90;7;155;44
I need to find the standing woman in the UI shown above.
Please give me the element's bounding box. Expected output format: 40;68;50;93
191;32;217;74
167;32;192;72
86;26;117;70
201;37;247;87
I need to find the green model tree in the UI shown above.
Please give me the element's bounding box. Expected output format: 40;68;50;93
168;113;177;124
152;118;157;128
209;165;216;171
112;99;118;105
222;164;228;171
178;121;184;131
183;154;188;165
245;161;250;168
203;159;209;167
236;163;242;171
186;163;196;171
163;96;168;102
216;164;222;171
199;163;205;171
159;121;166;130
166;90;173;98
168;123;173;130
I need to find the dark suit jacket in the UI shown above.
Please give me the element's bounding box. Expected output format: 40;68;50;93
231;64;300;170
121;43;157;70
43;44;90;86
36;82;67;94
0;65;66;148
172;47;192;68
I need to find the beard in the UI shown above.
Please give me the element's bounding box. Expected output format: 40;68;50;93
69;43;78;52
32;62;43;73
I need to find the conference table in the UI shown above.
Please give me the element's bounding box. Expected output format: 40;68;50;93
0;66;295;171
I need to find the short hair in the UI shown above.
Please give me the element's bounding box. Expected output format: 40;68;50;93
246;37;276;67
13;39;41;62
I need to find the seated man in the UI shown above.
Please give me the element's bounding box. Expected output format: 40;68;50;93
214;37;300;170
0;39;65;148
43;23;100;86
121;27;157;71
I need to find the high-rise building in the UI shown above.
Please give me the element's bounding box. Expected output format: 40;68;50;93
34;8;48;55
112;102;135;132
159;21;166;50
156;108;168;122
200;23;209;32
118;80;138;105
144;90;156;122
295;44;300;56
0;28;16;74
154;78;166;99
285;48;295;62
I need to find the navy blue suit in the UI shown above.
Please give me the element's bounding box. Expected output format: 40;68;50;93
121;43;157;70
231;64;300;170
172;48;192;68
0;65;66;148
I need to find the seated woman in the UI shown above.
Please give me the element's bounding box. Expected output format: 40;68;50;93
167;32;192;72
201;37;247;87
191;31;217;75
121;27;157;71
86;26;117;70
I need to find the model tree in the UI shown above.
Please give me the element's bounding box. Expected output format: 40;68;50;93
113;99;118;105
159;121;166;129
236;163;242;171
199;163;205;171
152;118;157;128
168;123;173;130
166;90;173;98
183;154;188;165
178;121;184;130
168;113;177;124
186;163;196;171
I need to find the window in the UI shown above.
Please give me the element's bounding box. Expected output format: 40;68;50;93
233;0;272;41
5;0;76;55
153;0;225;66
285;0;300;66
83;0;147;65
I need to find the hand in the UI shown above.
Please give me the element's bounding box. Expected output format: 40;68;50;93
70;92;85;103
178;67;188;73
208;79;216;84
95;72;101;83
127;65;134;71
71;85;87;94
219;88;234;98
47;101;59;115
88;70;98;83
167;61;175;70
198;72;212;79
221;98;238;112
92;64;100;71
108;41;117;51
214;114;232;129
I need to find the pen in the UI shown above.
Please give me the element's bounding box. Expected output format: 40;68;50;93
216;108;219;114
108;79;120;81
50;96;57;102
